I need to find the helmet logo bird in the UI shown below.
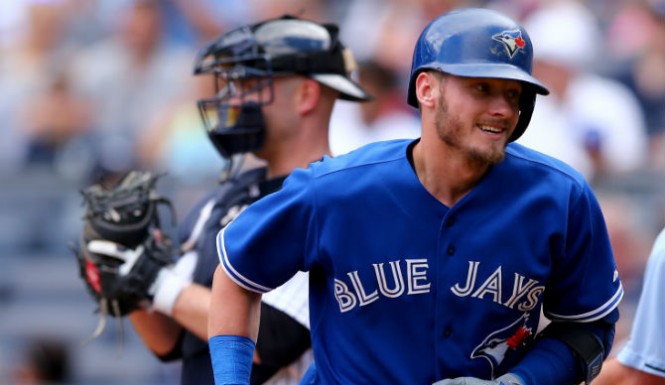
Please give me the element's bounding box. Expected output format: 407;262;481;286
492;30;526;59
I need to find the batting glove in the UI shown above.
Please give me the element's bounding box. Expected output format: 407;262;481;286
433;373;524;385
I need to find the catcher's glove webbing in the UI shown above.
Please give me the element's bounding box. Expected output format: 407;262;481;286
73;171;177;345
81;171;174;248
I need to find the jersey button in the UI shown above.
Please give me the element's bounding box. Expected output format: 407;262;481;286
447;246;455;256
446;217;456;227
443;327;452;338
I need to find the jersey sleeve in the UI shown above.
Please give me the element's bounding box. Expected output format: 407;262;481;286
543;183;624;323
617;228;665;377
216;168;315;293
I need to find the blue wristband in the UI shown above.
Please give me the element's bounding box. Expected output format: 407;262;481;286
511;337;578;385
209;335;255;385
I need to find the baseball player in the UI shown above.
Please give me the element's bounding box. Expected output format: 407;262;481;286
78;15;370;385
594;226;665;385
208;8;622;385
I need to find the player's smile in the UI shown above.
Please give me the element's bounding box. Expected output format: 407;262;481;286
477;123;509;140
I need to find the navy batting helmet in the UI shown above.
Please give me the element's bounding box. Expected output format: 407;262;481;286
407;8;549;141
193;15;370;158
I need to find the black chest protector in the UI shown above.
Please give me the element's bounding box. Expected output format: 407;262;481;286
175;167;286;381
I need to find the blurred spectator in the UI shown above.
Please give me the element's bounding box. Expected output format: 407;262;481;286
516;0;649;182
597;192;657;347
338;0;464;78
136;74;224;186
0;0;76;175
246;0;329;22
330;59;420;155
159;0;251;45
12;337;71;384
66;0;194;175
603;0;665;169
17;69;93;169
58;0;109;47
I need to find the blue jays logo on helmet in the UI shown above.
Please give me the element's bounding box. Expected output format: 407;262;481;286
492;29;526;59
470;313;533;378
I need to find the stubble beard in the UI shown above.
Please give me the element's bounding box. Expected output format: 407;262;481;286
434;97;507;166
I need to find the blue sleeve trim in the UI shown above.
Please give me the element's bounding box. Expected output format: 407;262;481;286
209;335;256;385
546;283;623;323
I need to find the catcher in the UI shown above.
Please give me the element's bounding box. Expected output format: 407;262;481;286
74;14;370;385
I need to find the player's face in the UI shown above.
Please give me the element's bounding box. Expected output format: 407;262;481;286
433;75;522;165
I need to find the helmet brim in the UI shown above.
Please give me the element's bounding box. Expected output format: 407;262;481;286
311;73;372;102
442;63;549;95
407;63;549;107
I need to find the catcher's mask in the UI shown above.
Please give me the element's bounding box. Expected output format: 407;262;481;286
193;14;371;158
407;8;550;141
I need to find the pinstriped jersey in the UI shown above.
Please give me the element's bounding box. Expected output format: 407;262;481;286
218;139;623;385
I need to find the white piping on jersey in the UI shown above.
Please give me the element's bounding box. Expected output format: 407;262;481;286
181;199;216;252
216;227;273;293
546;282;624;323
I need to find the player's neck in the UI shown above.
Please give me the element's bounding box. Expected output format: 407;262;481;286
412;140;487;207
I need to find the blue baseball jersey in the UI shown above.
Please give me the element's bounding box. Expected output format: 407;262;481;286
617;227;665;377
218;139;623;384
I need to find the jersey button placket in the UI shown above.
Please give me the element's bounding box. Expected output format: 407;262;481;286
445;216;456;256
437;212;458;371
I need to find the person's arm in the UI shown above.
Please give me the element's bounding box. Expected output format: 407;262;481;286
171;282;213;339
129;281;212;356
209;265;262;339
594;358;665;385
129;309;182;356
208;265;262;385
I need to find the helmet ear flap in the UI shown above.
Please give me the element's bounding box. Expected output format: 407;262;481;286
510;88;537;142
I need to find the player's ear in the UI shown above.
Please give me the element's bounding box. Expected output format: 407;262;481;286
295;78;321;115
415;71;438;109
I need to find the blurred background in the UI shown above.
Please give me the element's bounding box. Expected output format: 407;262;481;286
0;0;663;383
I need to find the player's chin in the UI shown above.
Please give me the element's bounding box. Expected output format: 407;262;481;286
487;149;506;164
469;145;506;165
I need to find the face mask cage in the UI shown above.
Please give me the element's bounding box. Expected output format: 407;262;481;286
193;16;356;160
196;60;275;135
194;24;278;133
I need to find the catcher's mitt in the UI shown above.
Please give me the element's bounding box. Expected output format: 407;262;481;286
81;171;173;248
74;171;176;323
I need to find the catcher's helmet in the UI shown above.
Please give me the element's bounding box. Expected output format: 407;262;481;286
193;15;370;157
407;8;549;141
